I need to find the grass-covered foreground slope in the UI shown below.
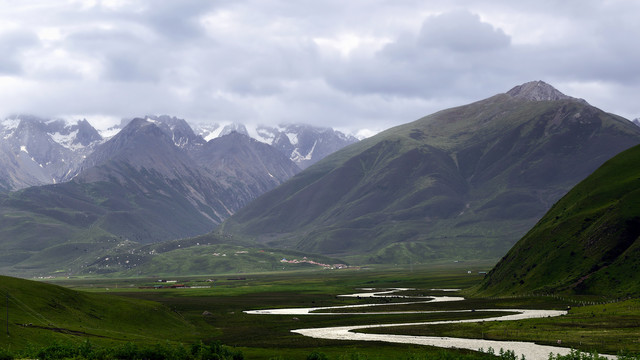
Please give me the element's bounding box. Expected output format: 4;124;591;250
476;143;640;297
0;275;199;349
220;82;640;264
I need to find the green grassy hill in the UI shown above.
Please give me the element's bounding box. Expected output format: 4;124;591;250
475;143;640;297
220;83;640;265
0;275;196;349
78;234;347;277
0;176;220;277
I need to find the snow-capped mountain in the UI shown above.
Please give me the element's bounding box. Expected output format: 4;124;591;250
0;113;351;275
193;122;359;169
0;118;301;261
255;124;359;169
103;118;360;169
137;115;206;149
195;122;249;141
0;115;103;191
0;114;359;192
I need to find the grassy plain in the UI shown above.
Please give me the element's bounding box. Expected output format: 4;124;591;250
45;262;498;359
362;299;640;355
3;261;640;359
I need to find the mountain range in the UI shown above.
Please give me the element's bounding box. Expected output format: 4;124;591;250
0;115;356;276
2;80;640;277
219;81;640;265
0;114;359;192
194;122;359;169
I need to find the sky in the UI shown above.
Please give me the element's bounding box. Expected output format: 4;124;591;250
0;0;639;137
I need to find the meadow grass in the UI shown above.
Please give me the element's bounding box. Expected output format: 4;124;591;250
362;299;640;354
3;263;640;359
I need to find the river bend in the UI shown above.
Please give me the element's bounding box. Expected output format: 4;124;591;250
245;288;615;360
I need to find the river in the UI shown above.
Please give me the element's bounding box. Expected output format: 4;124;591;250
245;288;616;360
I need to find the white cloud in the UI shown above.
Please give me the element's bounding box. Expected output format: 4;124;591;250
0;0;639;134
416;10;510;52
314;33;392;58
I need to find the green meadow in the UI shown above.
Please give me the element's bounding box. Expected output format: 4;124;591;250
1;262;640;359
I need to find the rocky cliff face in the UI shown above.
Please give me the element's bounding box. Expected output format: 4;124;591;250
0;115;103;191
254;123;359;169
191;131;301;211
506;80;583;102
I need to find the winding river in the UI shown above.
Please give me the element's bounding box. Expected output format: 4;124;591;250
245;288;615;360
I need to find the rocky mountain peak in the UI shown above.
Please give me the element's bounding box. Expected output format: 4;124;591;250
73;119;102;146
506;80;583;102
143;115;205;149
220;123;249;137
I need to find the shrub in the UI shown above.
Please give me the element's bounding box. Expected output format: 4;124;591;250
0;348;14;360
307;351;328;360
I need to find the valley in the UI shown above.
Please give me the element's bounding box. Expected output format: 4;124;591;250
3;265;640;359
2;81;640;359
3;0;640;357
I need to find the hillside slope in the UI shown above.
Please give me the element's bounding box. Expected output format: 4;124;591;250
220;81;640;264
475;143;640;297
0;275;193;348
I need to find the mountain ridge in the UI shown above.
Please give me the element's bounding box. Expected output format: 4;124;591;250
506;80;585;102
194;122;359;169
219;82;640;264
0;115;104;191
0;114;358;192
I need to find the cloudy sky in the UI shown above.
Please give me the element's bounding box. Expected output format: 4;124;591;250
0;0;639;136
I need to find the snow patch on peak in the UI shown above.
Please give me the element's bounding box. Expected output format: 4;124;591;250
100;127;122;139
2;117;21;130
286;132;299;146
201;125;224;142
219;123;249;137
255;127;276;144
290;140;317;162
51;130;83;150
